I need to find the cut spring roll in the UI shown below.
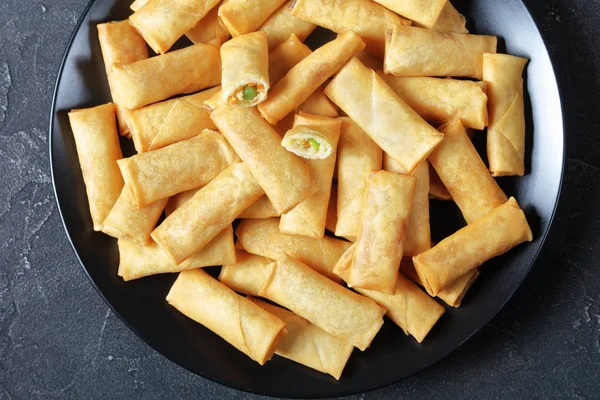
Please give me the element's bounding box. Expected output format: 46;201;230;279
219;251;272;296
335;117;383;240
258;0;317;50
281;112;340;160
384;25;497;80
431;1;468;33
378;74;488;130
484;53;528;177
185;2;230;46
167;269;286;365
325;57;444;173
259;255;385;350
129;0;221;54
250;298;354;380
290;0;411;58
258;31;366;124
429;120;507;224
97;21;149;137
221;32;270;107
373;0;446;29
68;103;123;231
334;171;416;294
236;218;351;282
211;105;314;214
239;196;280;219
152;163;264;263
218;0;287;37
118;130;239;207
429;164;452;200
414;197;533;296
111;43;221;109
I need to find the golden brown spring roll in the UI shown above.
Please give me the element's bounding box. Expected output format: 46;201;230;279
111;43;221;109
373;0;446;28
334;171;416;294
429;163;452;200
281;112;340;160
185;2;230;46
218;0;287;37
152;163;264;263
290;0;410;58
118;130;239;207
429;120;507;224
221;32;270;106
130;0;149;11
431;1;468;33
250;298;354;379
210;105;314;214
129;0;221;54
297;88;339;118
335;117;383;240
68;103;123;231
219;251;272;296
167;269;285;365
356;50;383;70
325;183;338;233
484;53;528;177
258;31;366;124
384;156;431;256
117;228;236;281
238;196;280;219
259;255;385;350
378;74;488;130
325;58;444;173
414;197;533;296
236;218;351;282
280;114;341;238
97;21;149;137
165;188;199;216
384;25;497;80
258;0;317;50
268;34;312;85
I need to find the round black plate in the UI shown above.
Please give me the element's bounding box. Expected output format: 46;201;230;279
49;0;564;397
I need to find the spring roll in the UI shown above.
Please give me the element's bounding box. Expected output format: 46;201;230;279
259;255;385;350
335;117;383;240
431;1;468;33
68;103;123;231
97;21;149;137
297;88;339;118
211;105;314;214
239;196;280;219
281;112;340;160
250;298;354;379
219;251;272;296
384;25;497;80
236;218;351;282
378;74;488;130
258;0;317;50
111;43;221;109
221;32;270;107
290;0;410;58
325;184;338;233
384;156;431;256
167;269;286;365
325;58;444;173
414;197;533;296
484;53;528;177
185;2;230;46
129;0;221;54
218;0;287;37
373;0;446;29
258;31;366;124
429;120;507;224
429;164;452;200
356;50;383;70
268;34;312;85
130;0;149;11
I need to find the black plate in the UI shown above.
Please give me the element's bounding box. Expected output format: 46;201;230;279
49;0;564;397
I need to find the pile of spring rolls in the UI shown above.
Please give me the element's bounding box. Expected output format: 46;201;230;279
68;0;533;380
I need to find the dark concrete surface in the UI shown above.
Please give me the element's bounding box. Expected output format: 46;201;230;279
0;0;599;398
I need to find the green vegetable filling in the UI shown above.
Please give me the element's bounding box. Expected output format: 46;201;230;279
243;85;258;101
308;138;320;152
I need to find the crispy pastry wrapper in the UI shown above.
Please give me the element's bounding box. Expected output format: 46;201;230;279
258;0;317;49
218;0;287;37
325;183;338;233
219;251;272;296
372;0;446;28
130;0;149;11
297;87;339;118
268;34;312;85
430;1;468;33
239;195;280;219
429;163;452;201
185;2;231;46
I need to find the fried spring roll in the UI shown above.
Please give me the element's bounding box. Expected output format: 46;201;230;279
210;105;314;214
297;88;339;118
373;0;446;28
429;120;507;224
239;196;280;219
335;117;383;240
130;0;149;11
129;0;221;54
219;251;272;296
185;2;230;46
97;21;149;137
165;188;199;216
281;112;340;160
290;0;411;58
325;58;444;173
235;218;351;282
152;163;264;263
484;53;528;177
118;130;239;207
429;164;452;200
378;74;488;130
259;256;385;350
268;34;312;85
111;43;221;109
414;197;533;296
68;103;123;231
167;269;286;365
250;298;354;379
325;183;338;233
221;32;270;107
356;50;383;70
258;0;317;50
384;156;431;256
384;25;497;80
431;1;468;33
258;31;366;124
218;0;287;37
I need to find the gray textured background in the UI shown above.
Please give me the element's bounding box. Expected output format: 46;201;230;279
1;0;599;399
